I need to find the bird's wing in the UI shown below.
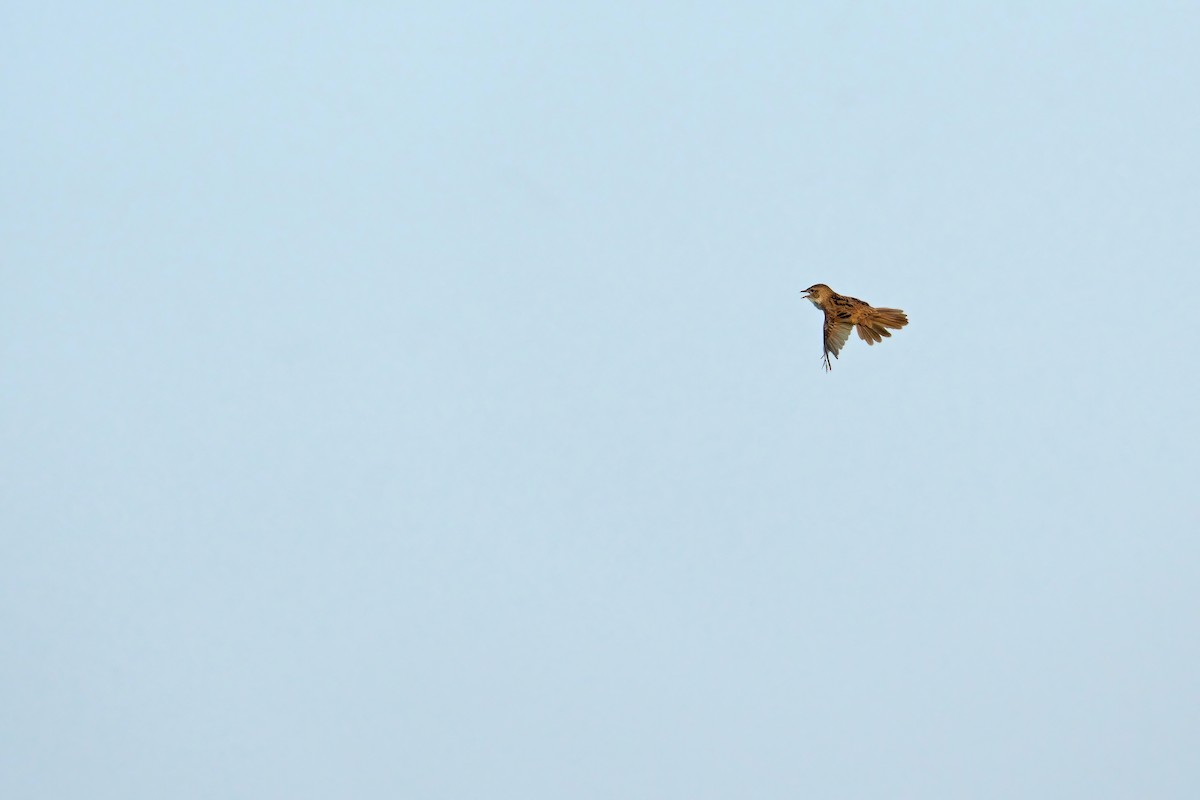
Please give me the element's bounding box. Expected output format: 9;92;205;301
823;310;853;366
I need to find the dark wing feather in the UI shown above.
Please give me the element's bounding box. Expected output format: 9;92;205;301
822;311;853;370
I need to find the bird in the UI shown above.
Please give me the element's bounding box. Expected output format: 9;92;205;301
802;284;908;371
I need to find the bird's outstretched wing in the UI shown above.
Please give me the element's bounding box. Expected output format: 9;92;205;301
822;311;853;371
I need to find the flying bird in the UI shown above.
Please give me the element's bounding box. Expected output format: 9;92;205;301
802;284;908;371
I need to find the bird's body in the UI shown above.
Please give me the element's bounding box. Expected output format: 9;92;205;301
802;284;908;371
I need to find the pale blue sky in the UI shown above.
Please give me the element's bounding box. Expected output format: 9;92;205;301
3;3;1199;798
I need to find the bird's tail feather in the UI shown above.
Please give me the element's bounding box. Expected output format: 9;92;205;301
855;308;908;345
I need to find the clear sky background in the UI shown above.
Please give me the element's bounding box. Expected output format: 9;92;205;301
3;3;1198;798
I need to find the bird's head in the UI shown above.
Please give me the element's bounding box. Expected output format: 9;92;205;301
802;284;833;307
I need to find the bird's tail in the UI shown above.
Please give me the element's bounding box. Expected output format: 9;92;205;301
855;307;908;345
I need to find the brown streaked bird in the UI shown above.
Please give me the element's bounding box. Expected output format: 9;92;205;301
802;284;908;371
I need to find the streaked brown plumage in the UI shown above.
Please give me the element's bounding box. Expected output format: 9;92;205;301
802;284;908;371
